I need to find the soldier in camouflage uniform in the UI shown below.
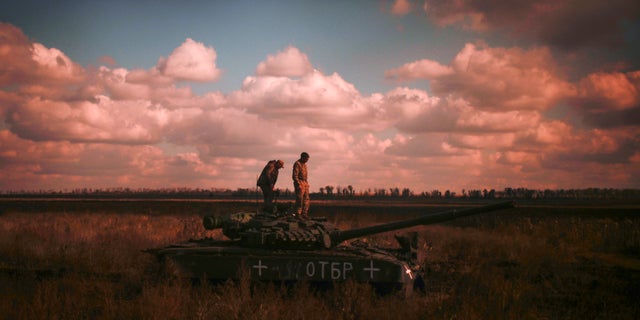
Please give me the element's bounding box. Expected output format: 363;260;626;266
257;159;284;213
292;152;310;216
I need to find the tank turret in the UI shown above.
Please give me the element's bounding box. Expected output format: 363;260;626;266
201;200;514;249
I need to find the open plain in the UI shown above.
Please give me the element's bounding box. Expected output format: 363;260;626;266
0;198;639;319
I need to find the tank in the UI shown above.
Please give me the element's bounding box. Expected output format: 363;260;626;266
147;201;515;293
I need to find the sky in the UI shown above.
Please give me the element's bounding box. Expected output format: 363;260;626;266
1;0;639;194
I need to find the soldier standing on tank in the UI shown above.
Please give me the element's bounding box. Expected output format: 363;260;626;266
257;159;284;213
292;152;310;216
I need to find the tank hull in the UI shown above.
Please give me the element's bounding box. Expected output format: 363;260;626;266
155;240;415;290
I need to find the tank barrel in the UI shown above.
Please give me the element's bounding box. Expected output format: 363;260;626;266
331;201;515;245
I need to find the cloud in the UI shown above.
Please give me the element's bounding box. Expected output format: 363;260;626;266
156;38;222;82
383;119;640;189
166;107;274;154
581;107;640;128
31;43;85;83
385;133;473;157
387;43;574;111
575;71;640;111
380;87;456;132
92;65;228;109
509;120;640;168
566;70;640;128
0;129;225;190
0;33;233;145
540;127;640;169
0;22;35;86
390;0;412;16
8;95;170;144
380;86;543;135
0;22;84;88
0;90;24;120
230;69;378;130
385;59;453;80
422;0;640;51
256;46;313;77
97;67;154;100
533;0;640;51
380;44;640;187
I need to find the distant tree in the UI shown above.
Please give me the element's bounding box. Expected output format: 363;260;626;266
325;185;334;196
468;189;481;198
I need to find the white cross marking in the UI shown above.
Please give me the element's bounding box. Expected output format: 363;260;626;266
252;259;268;277
363;260;380;279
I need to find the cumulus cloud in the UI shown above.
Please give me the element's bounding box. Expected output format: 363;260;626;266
387;43;573;111
256;46;313;77
31;43;85;83
0;22;35;86
231;69;377;129
380;86;543;136
0;28;229;145
0;22;84;88
8;95;169;144
166;107;274;155
91;65;228;110
382;38;639;189
566;70;640;128
0;129;226;190
380;87;455;132
385;133;473;157
0;129;140;188
385;59;453;80
97;67;154;101
156;38;222;82
422;0;640;51
540;127;640;168
575;71;640;112
581;107;640;129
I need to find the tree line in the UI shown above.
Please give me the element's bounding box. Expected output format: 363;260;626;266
1;186;639;201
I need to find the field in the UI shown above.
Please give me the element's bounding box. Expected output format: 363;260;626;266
0;199;639;319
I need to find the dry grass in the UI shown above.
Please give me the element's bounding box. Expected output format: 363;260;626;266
0;201;639;319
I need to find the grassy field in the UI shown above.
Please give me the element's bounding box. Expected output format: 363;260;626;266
0;199;639;319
